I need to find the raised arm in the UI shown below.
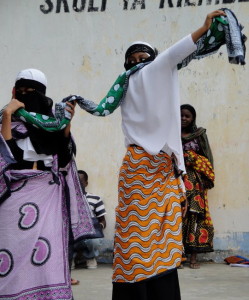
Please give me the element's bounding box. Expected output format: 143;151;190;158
191;10;226;43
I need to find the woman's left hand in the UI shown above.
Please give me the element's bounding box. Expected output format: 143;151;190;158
66;101;76;118
182;201;188;218
202;10;226;32
191;10;226;43
64;101;76;137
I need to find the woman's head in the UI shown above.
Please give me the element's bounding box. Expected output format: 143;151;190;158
15;69;47;94
124;41;158;71
180;104;197;132
14;68;53;115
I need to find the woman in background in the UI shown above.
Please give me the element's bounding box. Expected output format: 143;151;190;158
181;104;215;269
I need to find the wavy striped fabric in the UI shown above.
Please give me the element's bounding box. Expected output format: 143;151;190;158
113;146;185;283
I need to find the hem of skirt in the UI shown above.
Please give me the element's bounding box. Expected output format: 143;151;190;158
112;267;177;284
184;246;214;254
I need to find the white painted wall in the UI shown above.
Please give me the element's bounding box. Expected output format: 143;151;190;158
0;0;248;256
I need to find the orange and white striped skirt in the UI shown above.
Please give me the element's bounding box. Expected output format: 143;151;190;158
112;145;185;283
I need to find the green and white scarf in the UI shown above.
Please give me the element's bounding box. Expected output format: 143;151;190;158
0;9;246;132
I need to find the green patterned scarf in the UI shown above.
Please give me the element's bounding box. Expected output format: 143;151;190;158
11;64;143;131
0;9;246;132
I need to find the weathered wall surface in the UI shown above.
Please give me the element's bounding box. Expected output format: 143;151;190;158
0;0;248;262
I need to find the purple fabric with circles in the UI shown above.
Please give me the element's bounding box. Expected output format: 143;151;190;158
0;170;73;299
0;128;95;300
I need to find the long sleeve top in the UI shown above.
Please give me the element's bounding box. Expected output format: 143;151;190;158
121;34;197;172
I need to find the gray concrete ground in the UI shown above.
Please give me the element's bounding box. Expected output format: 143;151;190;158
71;262;249;300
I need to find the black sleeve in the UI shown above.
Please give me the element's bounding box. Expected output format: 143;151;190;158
57;134;75;168
6;138;24;162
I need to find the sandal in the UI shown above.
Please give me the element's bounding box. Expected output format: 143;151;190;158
71;278;80;285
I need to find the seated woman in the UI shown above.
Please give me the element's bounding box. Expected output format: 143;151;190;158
0;69;94;299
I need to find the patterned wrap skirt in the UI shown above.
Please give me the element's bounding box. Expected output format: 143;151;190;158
112;146;186;283
182;150;215;254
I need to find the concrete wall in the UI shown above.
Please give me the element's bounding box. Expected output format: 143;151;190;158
0;0;248;262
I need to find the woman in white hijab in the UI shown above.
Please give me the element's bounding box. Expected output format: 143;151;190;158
110;10;226;300
0;69;94;300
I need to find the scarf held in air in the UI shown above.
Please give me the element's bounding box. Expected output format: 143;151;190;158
0;8;246;132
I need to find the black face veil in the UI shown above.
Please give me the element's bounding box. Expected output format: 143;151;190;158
14;77;65;155
15;78;53;116
124;42;158;71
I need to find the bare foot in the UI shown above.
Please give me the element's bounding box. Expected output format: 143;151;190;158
71;278;80;285
189;252;200;269
189;262;200;269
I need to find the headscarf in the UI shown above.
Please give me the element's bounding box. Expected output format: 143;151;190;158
15;69;53;117
124;41;158;70
180;104;197;133
181;104;214;165
14;69;66;155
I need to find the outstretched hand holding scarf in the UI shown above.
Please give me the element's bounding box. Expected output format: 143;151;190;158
0;8;245;133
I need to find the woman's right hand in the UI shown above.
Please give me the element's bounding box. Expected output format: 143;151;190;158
3;98;25;115
1;99;25;140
